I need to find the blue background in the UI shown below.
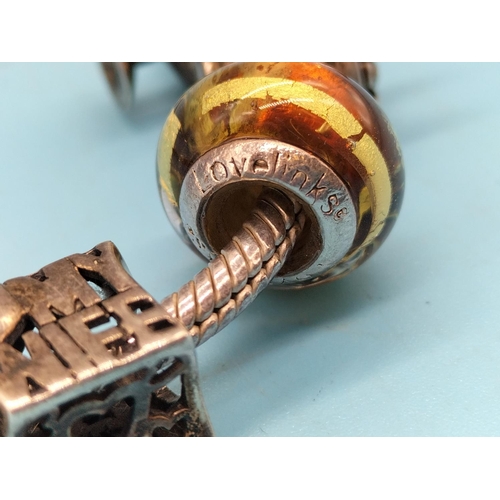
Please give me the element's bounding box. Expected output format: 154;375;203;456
1;63;499;436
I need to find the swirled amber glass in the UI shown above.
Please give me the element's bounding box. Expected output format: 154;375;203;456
158;62;404;282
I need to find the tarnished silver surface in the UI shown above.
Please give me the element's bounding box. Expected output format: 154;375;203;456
162;188;305;345
0;242;212;437
0;190;304;436
178;139;357;288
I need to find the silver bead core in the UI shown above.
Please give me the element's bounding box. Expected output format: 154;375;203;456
174;139;357;288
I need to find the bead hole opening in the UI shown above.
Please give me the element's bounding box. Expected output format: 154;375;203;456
203;181;322;277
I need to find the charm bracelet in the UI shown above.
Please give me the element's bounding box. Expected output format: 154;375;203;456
0;62;404;436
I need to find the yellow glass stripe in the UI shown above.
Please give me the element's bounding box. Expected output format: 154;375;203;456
352;134;392;240
202;77;363;139
202;76;392;245
158;111;182;206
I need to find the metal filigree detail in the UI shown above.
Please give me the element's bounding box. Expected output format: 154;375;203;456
0;242;212;437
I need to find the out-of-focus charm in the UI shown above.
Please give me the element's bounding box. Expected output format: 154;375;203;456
101;62;377;111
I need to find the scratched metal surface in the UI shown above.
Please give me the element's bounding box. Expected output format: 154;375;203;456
0;62;499;436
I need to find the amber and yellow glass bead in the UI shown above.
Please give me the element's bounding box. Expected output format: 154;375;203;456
157;62;404;287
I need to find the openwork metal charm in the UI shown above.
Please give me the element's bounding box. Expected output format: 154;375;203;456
0;189;302;437
0;242;212;437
